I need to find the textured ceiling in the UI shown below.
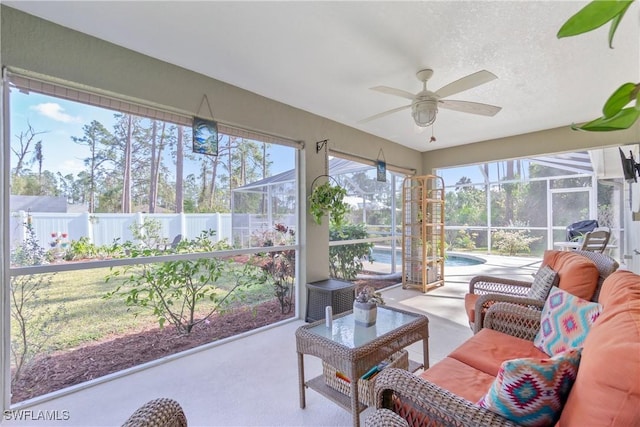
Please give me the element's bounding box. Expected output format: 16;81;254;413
5;1;640;152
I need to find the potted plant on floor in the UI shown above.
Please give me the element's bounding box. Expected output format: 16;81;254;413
353;285;384;327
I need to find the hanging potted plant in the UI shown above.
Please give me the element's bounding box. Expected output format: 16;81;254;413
308;176;349;228
353;285;385;327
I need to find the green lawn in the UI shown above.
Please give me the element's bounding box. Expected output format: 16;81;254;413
10;261;279;355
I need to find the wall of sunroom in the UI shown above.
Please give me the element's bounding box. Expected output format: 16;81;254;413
0;5;423;286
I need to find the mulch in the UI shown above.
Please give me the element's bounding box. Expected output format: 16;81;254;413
11;275;399;403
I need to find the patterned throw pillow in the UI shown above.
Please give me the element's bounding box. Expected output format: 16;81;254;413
534;287;602;356
477;349;582;427
527;265;559;301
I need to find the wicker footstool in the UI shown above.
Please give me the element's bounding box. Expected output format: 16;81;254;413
305;279;355;322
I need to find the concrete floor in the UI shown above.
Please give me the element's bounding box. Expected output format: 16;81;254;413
4;254;541;427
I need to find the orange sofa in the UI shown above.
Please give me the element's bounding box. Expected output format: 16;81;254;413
369;270;640;427
464;250;618;333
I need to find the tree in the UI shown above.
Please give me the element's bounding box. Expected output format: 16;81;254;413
72;120;116;213
11;122;47;178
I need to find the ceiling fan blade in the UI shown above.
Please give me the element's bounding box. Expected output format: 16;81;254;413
370;86;415;100
358;104;412;123
439;99;502;116
434;70;498;99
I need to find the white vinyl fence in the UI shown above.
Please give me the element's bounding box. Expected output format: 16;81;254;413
10;211;234;252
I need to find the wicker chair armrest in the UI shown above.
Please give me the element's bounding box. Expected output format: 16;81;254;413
473;294;544;334
373;368;519;427
483;301;543;341
468;276;533;296
365;408;409;427
122;398;187;427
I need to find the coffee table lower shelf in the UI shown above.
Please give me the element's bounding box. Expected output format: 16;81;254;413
306;375;368;413
305;359;424;413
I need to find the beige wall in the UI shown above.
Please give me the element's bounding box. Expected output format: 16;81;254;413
0;6;422;303
422;122;640;174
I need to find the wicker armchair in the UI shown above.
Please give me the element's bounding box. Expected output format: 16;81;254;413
122;398;187;427
466;250;618;333
370;302;541;427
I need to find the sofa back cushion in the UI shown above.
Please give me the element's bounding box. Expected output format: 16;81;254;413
541;250;599;300
559;270;640;426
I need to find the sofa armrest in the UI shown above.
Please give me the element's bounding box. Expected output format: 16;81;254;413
482;301;543;341
473;294;545;334
469;276;533;296
372;368;519;427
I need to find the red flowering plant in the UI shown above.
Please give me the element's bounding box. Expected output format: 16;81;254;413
252;223;296;314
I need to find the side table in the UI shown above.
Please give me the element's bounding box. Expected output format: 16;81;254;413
296;306;429;427
305;279;355;322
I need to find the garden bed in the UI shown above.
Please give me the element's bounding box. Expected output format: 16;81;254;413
12;275;398;403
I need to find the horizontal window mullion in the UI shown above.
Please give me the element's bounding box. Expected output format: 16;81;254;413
329;236;394;246
9;244;298;277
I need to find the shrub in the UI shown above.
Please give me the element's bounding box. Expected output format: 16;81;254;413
105;230;262;335
492;229;542;256
329;223;373;280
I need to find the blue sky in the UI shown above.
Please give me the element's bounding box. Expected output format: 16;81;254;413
9;89;295;179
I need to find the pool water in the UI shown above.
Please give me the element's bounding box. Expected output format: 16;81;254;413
370;249;485;267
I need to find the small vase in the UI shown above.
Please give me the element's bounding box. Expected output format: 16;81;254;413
353;301;377;327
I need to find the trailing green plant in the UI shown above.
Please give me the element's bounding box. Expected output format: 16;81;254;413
105;230;255;334
558;0;639;131
329;223;374;280
492;229;542;256
308;179;349;228
10;273;66;384
252;224;296;314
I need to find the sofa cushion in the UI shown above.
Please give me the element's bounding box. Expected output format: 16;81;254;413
559;271;640;426
477;349;581;427
449;328;548;377
542;250;599;300
419;356;495;403
526;265;558;301
534;287;602;356
464;293;480;323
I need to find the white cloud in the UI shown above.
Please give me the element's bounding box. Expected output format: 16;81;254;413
57;159;86;176
31;103;81;123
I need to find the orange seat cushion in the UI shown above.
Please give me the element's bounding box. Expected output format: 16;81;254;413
448;328;548;377
559;271;640;426
419;356;495;403
464;293;480;323
542;250;599;300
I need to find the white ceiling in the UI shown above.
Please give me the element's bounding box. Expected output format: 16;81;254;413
5;1;640;152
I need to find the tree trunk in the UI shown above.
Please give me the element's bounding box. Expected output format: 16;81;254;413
122;115;133;213
175;127;184;213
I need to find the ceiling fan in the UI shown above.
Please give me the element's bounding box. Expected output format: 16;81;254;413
360;69;502;127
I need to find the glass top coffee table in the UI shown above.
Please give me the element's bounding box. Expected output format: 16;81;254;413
296;305;429;427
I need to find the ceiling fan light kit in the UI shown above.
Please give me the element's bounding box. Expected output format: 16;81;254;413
412;100;438;127
361;68;502;132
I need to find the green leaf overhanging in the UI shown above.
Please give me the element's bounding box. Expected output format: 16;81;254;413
557;0;633;39
602;82;639;118
573;107;640;131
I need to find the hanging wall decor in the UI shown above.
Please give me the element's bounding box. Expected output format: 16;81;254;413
377;149;386;182
192;95;218;156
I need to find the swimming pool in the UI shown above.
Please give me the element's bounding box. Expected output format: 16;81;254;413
370;248;485;267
